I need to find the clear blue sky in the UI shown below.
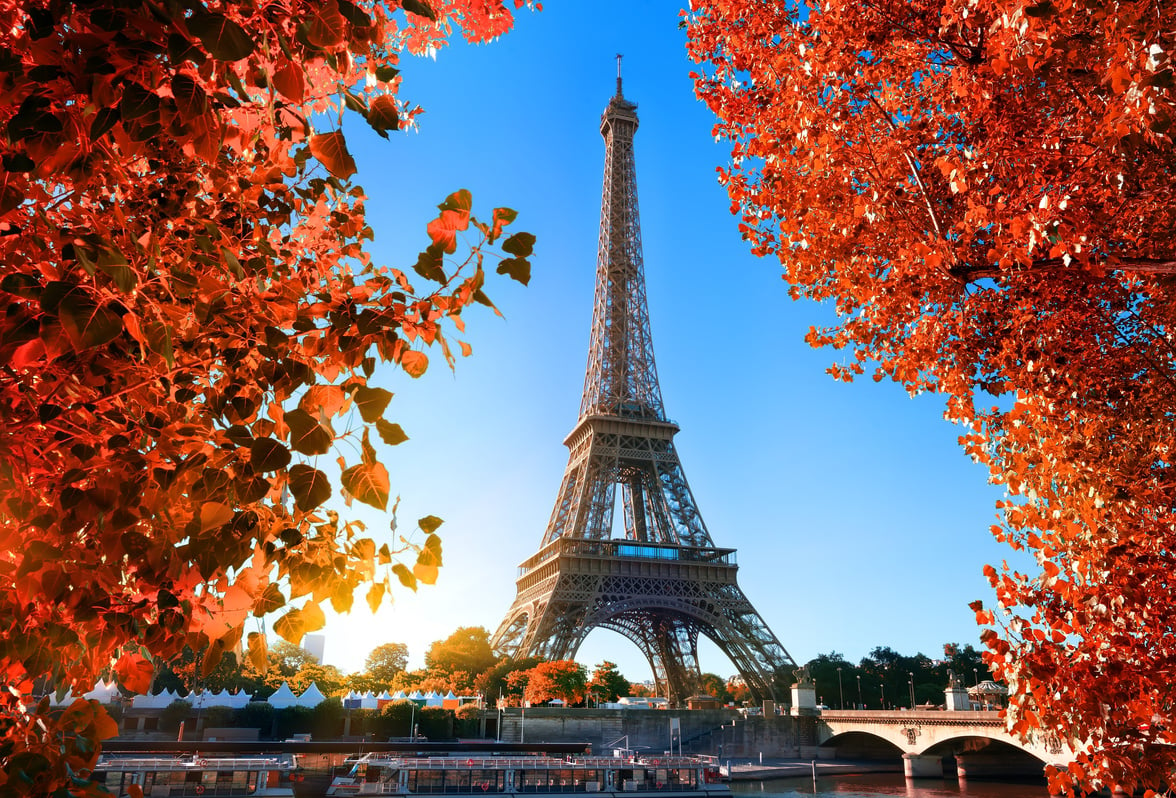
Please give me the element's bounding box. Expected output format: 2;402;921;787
306;1;1016;683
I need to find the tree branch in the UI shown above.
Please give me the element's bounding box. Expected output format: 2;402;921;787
949;257;1176;281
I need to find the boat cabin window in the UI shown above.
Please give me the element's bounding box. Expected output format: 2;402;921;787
406;768;506;793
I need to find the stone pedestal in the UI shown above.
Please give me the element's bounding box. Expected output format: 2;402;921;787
944;684;972;711
762;700;775;716
791;682;817;716
903;753;943;779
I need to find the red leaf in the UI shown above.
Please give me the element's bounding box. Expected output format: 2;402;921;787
309;131;357;179
115;652;153;695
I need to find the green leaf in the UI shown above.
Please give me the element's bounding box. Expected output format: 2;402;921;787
375;65;400;82
496;256;531;286
288;464;331;511
58;288;123;351
502;231;536;257
188;13;256;61
341;462;389;510
376;419;408;446
250;437;292;472
285;407;333;455
400;0;436;20
353;385;393;423
419;516;443;535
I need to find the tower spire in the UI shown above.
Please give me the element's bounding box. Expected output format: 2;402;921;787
616;53;623;96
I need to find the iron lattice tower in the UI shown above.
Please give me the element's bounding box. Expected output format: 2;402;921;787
490;66;796;705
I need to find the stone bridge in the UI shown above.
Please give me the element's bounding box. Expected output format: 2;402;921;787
814;709;1075;779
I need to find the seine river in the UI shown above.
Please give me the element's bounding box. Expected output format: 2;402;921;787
732;775;1049;798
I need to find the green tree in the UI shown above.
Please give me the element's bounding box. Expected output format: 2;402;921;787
365;643;410;687
454;703;481;737
268;641;318;677
417;707;454;740
160;700;192;735
377;699;418;739
587;661;630;704
234;702;274;735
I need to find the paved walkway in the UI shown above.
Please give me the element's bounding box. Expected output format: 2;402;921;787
721;757;901;781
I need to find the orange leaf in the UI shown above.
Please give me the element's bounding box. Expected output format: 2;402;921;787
400;350;428;377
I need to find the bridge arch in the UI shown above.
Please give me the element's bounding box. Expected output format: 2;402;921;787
819;730;905;762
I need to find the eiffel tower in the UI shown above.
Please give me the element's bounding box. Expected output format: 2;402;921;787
490;62;796;706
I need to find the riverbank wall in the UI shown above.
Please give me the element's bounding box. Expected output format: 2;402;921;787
495;709;808;759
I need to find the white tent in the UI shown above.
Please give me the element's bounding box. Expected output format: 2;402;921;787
296;682;327;708
46;691;75;709
377;690;392;701
132;689;180;709
83;680;120;703
266;682;300;709
424;691;443;707
392;690;406;700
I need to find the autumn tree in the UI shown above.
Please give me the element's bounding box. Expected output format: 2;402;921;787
697;673;732;705
474;655;541;705
0;0;536;790
688;0;1176;792
523;660;586;707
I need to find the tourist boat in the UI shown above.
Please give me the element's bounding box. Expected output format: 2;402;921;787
92;753;302;797
325;753;727;797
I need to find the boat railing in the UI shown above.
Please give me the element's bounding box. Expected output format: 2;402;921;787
97;756;294;772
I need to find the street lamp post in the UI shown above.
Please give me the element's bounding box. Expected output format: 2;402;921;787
973;668;979;687
908;673;915;710
856;675;862;710
837;668;844;710
880;681;886;710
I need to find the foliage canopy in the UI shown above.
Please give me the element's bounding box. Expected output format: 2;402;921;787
0;0;533;790
688;0;1176;792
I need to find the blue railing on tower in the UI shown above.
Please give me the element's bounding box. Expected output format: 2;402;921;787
517;537;736;577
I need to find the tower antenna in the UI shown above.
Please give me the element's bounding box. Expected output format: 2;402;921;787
616;53;623;96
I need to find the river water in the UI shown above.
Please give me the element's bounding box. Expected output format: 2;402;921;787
731;775;1049;798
